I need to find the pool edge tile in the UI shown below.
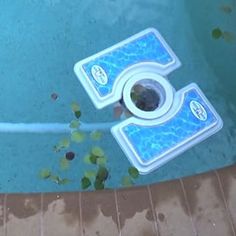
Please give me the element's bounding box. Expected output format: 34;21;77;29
0;195;5;236
116;186;158;236
182;171;235;236
217;166;236;233
42;192;81;236
149;179;195;236
81;189;120;236
5;193;41;236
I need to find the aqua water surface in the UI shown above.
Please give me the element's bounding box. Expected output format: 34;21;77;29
0;0;235;192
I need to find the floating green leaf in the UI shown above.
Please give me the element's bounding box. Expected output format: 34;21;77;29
71;131;85;143
90;130;102;141
39;169;51;179
222;31;235;43
75;110;82;119
71;102;80;112
60;139;70;147
85;170;96;179
128;167;139;179
49;175;70;185
91;146;104;157
89;154;97;164
84;154;92;164
97;156;107;166
54;138;70;152
96;167;109;181
60;157;70;170
122;176;133;187
70;120;80;129
212;27;223;39
94;179;105;190
58;178;70;185
81;177;91;189
50;175;60;184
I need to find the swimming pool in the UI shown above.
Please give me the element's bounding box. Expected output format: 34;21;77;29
0;0;235;193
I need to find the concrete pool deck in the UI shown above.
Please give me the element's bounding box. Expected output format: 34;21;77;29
0;164;236;236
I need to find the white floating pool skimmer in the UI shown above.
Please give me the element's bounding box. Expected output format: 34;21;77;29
74;28;223;174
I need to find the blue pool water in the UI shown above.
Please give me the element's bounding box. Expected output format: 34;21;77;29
0;0;235;193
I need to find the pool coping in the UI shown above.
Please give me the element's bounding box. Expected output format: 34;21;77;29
1;164;236;236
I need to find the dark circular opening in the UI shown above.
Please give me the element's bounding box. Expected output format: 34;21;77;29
130;83;161;111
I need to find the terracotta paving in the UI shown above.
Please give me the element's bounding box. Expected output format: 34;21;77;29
116;187;157;236
150;179;195;236
81;190;119;236
0;165;236;236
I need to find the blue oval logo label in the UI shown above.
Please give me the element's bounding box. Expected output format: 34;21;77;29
91;65;108;85
190;100;207;121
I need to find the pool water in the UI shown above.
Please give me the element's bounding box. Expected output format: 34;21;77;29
0;0;235;193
